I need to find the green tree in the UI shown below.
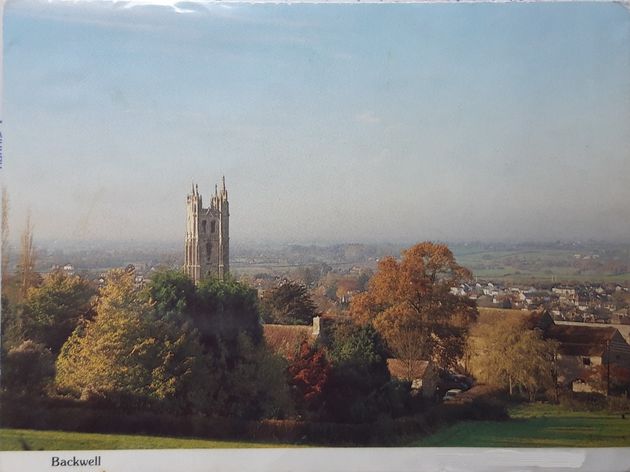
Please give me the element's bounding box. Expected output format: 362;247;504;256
323;321;394;423
144;270;197;320
350;242;477;370
206;334;293;419
260;281;318;325
1;295;23;351
16;212;38;302
21;270;95;355
56;269;209;413
2;340;54;396
144;271;294;417
194;277;262;355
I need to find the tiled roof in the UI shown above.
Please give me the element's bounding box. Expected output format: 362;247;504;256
546;324;618;357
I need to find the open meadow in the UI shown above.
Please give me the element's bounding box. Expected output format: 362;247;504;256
412;403;630;447
0;429;295;451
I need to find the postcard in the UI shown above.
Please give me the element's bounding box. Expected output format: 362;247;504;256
1;1;629;471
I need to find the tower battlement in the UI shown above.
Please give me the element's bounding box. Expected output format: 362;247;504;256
184;178;229;284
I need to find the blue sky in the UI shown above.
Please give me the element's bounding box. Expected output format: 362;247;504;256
2;1;630;244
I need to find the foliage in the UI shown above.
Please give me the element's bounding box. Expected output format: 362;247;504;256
17;213;37;302
1;295;23;351
468;317;558;401
21;270;95;355
322;322;395;423
260;281;318;325
55;269;209;414
293;264;331;287
350;242;477;370
2;340;55;395
287;340;331;416
205;334;293;420
356;269;373;292
143;270;197;323
54;270;288;419
194;276;263;354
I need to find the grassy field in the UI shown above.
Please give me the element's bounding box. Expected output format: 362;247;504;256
4;403;630;450
412;403;630;447
0;429;296;451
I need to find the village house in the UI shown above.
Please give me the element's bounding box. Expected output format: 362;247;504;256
472;308;630;393
546;323;630;392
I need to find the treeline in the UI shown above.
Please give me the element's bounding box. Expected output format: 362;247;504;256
0;241;502;429
7;238;613;442
1;267;420;425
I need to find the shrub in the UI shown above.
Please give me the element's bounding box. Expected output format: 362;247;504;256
558;391;607;411
607;394;630;414
2;340;54;395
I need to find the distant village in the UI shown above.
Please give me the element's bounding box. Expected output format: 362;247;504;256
39;241;630;330
451;282;630;325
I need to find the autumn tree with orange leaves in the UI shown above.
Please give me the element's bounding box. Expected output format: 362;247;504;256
349;242;477;370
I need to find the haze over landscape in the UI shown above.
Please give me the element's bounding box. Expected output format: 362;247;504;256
2;1;630;245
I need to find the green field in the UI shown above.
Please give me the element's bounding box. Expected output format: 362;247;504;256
412;403;630;447
4;403;630;450
453;246;630;284
0;429;296;451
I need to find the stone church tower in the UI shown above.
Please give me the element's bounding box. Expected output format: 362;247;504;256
184;178;229;284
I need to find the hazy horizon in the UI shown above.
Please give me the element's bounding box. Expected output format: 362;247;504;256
2;1;629;244
7;237;630;253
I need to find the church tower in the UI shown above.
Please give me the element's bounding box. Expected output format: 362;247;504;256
184;178;230;284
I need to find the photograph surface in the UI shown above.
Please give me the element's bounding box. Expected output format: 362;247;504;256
1;0;630;460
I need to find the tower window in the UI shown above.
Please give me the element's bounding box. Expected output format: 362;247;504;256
211;221;216;233
206;242;212;261
201;220;207;234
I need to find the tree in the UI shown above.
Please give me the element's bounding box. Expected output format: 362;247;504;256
17;212;38;302
350;242;477;370
206;333;293;419
21;270;95;355
144;269;197;323
356;269;373;292
2;340;55;396
322;321;393;423
56;269;209;413
260;281;318;325
287;340;331;416
1;295;23;351
468;316;558;400
194;277;263;355
143;271;298;418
